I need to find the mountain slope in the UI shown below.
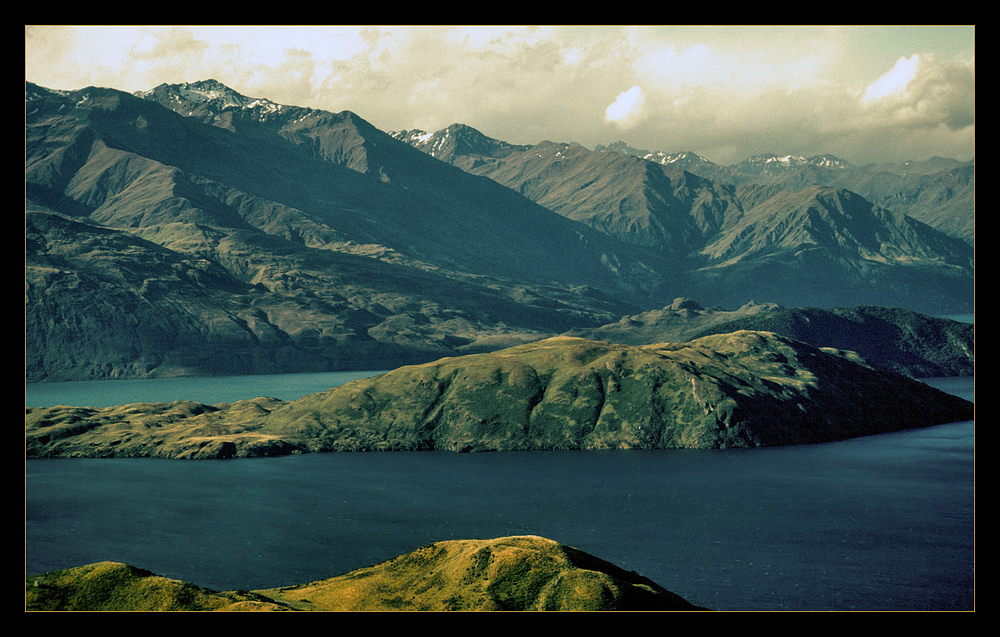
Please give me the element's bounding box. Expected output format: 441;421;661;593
394;126;742;258
683;184;973;310
601;142;975;247
25;81;672;380
393;124;973;313
129;81;671;296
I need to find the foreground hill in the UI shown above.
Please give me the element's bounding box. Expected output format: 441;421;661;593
568;299;975;378
25;536;706;611
26;561;289;611
26;332;974;459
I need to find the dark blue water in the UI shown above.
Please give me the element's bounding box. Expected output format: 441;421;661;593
24;377;974;611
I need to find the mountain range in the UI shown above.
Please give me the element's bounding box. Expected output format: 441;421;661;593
26;79;974;381
592;140;975;247
391;123;974;310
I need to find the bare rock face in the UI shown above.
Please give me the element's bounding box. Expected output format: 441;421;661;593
25;536;707;611
26;332;974;459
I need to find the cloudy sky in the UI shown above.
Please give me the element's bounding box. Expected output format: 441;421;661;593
25;25;975;165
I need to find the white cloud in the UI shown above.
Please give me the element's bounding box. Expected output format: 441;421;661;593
858;53;975;133
863;54;920;103
605;86;646;126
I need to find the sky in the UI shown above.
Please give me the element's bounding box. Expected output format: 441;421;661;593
25;25;975;166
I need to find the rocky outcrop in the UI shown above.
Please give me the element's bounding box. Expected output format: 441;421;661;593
25;536;707;611
25;332;974;459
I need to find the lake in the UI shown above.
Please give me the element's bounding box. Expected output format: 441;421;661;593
25;374;974;611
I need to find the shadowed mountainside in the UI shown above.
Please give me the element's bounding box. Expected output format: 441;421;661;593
27;203;626;381
26;536;708;611
26;332;974;459
567;298;974;378
690;305;974;378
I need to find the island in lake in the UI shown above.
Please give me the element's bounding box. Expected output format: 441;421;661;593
26;331;974;459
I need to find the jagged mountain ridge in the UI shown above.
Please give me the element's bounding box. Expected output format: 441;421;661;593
391;123;973;312
595;138;975;246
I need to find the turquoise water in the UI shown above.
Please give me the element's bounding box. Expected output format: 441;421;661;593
25;369;388;408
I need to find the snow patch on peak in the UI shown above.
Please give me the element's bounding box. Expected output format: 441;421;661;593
136;80;285;116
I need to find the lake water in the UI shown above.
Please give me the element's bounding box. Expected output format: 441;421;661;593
24;370;391;408
25;375;975;611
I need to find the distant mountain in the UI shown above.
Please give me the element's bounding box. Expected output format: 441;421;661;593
394;124;973;313
732;152;853;175
594;141;719;173
598;140;975;247
123;81;666;296
391;123;531;163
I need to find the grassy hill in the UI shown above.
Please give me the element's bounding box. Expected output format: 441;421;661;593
26;536;707;612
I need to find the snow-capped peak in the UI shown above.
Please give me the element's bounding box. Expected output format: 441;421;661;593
135;80;284;116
